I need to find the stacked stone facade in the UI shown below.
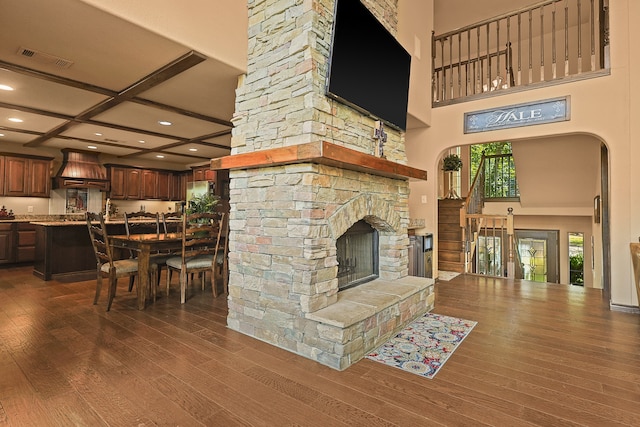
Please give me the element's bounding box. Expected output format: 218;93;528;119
234;0;406;162
226;0;433;369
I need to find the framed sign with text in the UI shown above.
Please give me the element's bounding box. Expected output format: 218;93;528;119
464;96;570;134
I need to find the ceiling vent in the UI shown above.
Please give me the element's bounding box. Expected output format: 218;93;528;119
16;46;74;69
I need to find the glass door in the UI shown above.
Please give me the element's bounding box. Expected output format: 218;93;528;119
515;230;559;283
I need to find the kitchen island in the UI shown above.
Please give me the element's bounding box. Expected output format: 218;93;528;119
32;220;130;282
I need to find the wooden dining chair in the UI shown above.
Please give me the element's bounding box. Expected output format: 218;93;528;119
124;211;169;299
86;212;139;311
215;212;230;295
161;211;183;235
165;212;226;303
158;211;184;291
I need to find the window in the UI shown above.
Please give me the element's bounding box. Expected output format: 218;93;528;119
569;232;584;286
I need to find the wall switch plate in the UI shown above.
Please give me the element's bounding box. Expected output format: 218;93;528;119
421;195;427;204
27;206;34;212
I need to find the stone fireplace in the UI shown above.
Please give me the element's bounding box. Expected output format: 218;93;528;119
212;1;435;370
213;142;434;369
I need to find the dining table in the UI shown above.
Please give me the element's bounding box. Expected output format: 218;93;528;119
109;232;183;310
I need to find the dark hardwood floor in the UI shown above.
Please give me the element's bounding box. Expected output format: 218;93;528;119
1;266;639;426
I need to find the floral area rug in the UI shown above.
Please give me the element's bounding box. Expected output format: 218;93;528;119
366;313;477;379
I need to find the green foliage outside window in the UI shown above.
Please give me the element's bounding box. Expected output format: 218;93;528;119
470;141;518;199
569;253;584;285
470;141;512;178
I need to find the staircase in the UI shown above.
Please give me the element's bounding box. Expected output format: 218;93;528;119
438;198;465;273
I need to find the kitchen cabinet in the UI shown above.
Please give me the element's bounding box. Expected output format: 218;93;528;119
192;165;215;182
0;222;36;265
141;169;157;199
157;171;170;200
0;156;4;195
4;156;29;196
16;222;36;263
28;159;52;197
0;223;12;264
108;166;127;199
107;165;186;201
2;155;52;197
170;172;187;201
125;169;142;199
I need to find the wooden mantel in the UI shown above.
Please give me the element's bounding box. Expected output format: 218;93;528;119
210;141;428;181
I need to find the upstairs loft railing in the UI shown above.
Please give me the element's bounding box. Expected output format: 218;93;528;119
433;0;609;105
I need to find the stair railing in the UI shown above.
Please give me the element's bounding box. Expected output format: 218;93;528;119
460;154;516;278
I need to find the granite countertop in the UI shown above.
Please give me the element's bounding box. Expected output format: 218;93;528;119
30;218;159;226
3;214;127;226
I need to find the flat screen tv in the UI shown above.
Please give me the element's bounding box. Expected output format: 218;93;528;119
326;0;411;131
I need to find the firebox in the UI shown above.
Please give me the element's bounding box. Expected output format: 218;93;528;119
336;220;379;290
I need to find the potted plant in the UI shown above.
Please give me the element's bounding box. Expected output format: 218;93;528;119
442;153;463;172
187;193;220;225
442;154;462;199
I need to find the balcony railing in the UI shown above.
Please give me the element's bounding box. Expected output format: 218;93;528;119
433;0;609;105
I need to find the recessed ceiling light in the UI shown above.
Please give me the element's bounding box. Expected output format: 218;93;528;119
8;117;23;123
94;132;102;136
0;133;4;137
138;140;146;144
156;154;165;158
0;84;14;91
87;145;97;149
158;120;172;126
189;148;198;152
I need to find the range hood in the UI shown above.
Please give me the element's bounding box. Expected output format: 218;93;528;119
52;149;110;191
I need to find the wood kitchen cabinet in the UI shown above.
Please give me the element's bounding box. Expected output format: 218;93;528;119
106;166;141;200
28;158;51;197
157;170;171;200
108;166;127;199
141;169;157;199
4;156;29;196
2;155;52;197
192;165;215;182
125;169;142;199
0;223;12;264
170;172;187;201
107;165;186;201
0;222;36;265
16;222;36;263
0;156;4;195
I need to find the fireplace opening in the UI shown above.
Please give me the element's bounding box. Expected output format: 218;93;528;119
336;220;379;291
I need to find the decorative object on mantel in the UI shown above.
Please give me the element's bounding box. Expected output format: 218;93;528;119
373;120;387;159
443;153;463;199
366;312;477;379
0;206;15;220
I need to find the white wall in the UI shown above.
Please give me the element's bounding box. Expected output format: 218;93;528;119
398;0;433;128
406;0;640;307
79;0;248;72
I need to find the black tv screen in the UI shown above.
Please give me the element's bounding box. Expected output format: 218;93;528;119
326;0;411;131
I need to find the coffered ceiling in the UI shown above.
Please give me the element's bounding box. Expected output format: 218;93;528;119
0;0;241;168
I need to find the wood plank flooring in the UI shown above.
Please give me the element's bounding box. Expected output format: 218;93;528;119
0;266;639;426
